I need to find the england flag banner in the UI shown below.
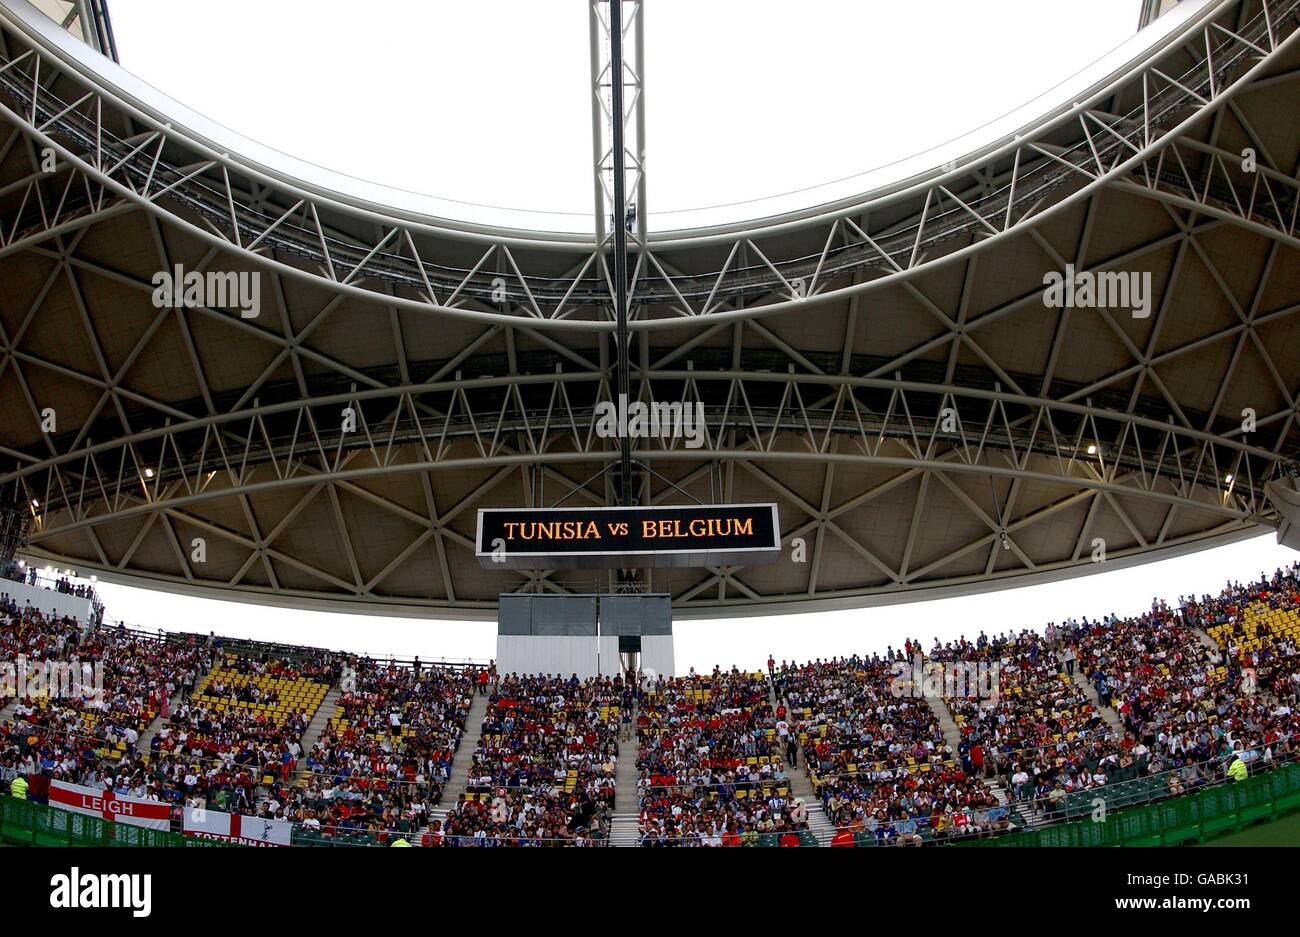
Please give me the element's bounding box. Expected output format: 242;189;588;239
183;808;292;847
48;780;171;830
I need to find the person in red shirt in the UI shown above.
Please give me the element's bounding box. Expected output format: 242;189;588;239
779;830;801;847
26;771;50;805
831;827;856;847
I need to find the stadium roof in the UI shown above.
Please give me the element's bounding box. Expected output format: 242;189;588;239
0;0;1297;619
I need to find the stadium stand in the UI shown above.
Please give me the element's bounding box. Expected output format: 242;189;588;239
156;654;334;818
299;657;474;845
5;562;1300;846
777;656;1001;844
437;673;624;846
0;604;213;812
932;628;1119;830
636;669;814;846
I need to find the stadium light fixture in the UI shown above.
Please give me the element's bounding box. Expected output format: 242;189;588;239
1086;444;1098;455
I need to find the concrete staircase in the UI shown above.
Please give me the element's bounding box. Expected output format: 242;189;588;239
292;685;342;782
783;763;836;845
430;690;490;818
0;697;18;725
985;777;1011;807
614;720;640;814
768;674;836;846
1193;627;1221;652
135;711;169;755
609;813;640;846
609;717;641;846
1071;671;1126;737
924;694;962;751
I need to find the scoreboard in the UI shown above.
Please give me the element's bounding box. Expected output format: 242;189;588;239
476;503;781;569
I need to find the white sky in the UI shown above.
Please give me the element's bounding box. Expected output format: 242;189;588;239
49;1;1276;675
104;0;1146;229
77;533;1299;673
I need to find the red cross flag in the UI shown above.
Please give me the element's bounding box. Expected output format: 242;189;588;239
48;780;171;830
183;807;292;847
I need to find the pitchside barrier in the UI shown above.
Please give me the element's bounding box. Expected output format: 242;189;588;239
0;798;232;848
5;763;1298;848
955;761;1300;847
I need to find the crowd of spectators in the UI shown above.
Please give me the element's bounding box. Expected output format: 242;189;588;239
0;593;87;662
912;567;1300;823
7;563;1300;847
927;628;1121;816
1174;567;1300;767
437;672;625;846
300;657;475;841
636;669;813;846
1;605;215;817
167;653;349;823
776;655;1004;843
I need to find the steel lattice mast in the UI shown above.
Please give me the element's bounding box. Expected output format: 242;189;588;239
590;0;646;513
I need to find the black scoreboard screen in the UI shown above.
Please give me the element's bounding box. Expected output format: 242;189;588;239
475;503;781;569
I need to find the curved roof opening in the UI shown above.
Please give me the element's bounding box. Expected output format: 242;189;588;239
105;0;1163;231
4;0;1296;651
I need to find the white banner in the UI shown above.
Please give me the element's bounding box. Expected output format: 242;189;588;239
183;807;292;847
48;780;171;830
